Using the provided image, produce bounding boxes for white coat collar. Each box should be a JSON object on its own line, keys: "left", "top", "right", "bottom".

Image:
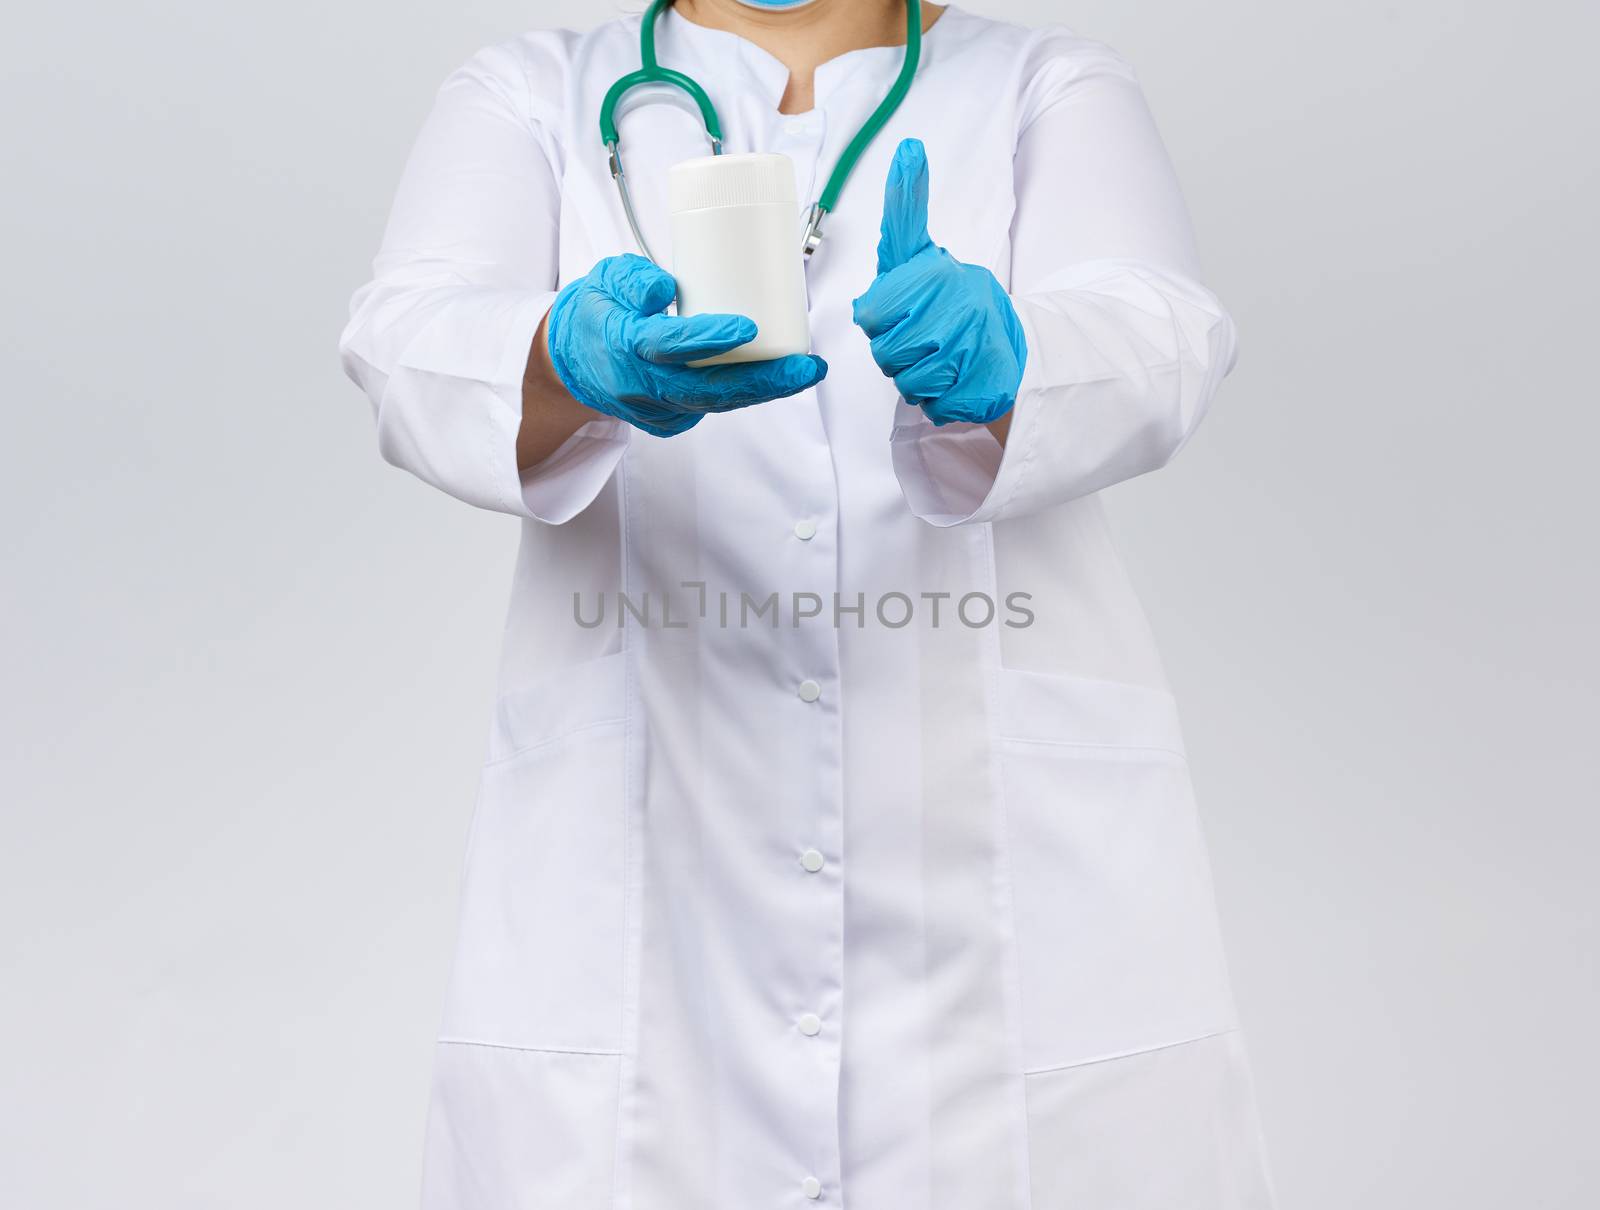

{"left": 654, "top": 4, "right": 960, "bottom": 112}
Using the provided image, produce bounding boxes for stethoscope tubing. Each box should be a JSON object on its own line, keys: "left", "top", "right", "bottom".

{"left": 601, "top": 0, "right": 922, "bottom": 263}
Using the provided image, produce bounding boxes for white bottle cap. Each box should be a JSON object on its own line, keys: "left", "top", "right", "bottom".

{"left": 667, "top": 152, "right": 798, "bottom": 214}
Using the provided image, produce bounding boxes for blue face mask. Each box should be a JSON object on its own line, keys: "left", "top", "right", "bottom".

{"left": 732, "top": 1, "right": 820, "bottom": 8}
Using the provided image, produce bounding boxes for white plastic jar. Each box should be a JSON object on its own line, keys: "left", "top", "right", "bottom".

{"left": 667, "top": 152, "right": 811, "bottom": 366}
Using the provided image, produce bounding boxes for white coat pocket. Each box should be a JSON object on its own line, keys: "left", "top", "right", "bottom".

{"left": 993, "top": 667, "right": 1238, "bottom": 1074}
{"left": 438, "top": 651, "right": 628, "bottom": 1055}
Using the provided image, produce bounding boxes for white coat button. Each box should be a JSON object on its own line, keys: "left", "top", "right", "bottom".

{"left": 801, "top": 1176, "right": 822, "bottom": 1199}
{"left": 793, "top": 519, "right": 817, "bottom": 541}
{"left": 797, "top": 1012, "right": 822, "bottom": 1036}
{"left": 798, "top": 679, "right": 821, "bottom": 702}
{"left": 800, "top": 848, "right": 825, "bottom": 873}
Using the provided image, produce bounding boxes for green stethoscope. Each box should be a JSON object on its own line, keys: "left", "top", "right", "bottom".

{"left": 600, "top": 0, "right": 922, "bottom": 264}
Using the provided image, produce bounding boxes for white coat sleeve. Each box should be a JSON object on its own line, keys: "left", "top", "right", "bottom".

{"left": 890, "top": 34, "right": 1237, "bottom": 527}
{"left": 339, "top": 42, "right": 627, "bottom": 522}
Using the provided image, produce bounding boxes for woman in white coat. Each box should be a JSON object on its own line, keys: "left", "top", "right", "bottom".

{"left": 340, "top": 1, "right": 1275, "bottom": 1206}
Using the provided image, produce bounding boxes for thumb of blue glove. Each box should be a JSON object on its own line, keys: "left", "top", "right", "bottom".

{"left": 852, "top": 139, "right": 1027, "bottom": 427}
{"left": 876, "top": 135, "right": 935, "bottom": 274}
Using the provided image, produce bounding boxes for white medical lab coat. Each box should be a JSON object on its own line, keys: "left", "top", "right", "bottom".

{"left": 340, "top": 7, "right": 1275, "bottom": 1208}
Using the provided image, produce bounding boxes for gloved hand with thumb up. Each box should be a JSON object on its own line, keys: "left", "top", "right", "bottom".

{"left": 851, "top": 138, "right": 1028, "bottom": 426}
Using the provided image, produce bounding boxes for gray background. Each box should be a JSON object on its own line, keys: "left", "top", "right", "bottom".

{"left": 2, "top": 1, "right": 1596, "bottom": 1206}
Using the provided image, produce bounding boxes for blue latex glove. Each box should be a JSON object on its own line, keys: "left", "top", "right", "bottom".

{"left": 547, "top": 253, "right": 828, "bottom": 438}
{"left": 852, "top": 139, "right": 1027, "bottom": 426}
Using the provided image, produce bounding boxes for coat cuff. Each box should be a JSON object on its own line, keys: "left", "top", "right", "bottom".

{"left": 352, "top": 286, "right": 625, "bottom": 523}
{"left": 888, "top": 395, "right": 1037, "bottom": 527}
{"left": 888, "top": 260, "right": 1236, "bottom": 527}
{"left": 517, "top": 417, "right": 628, "bottom": 523}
